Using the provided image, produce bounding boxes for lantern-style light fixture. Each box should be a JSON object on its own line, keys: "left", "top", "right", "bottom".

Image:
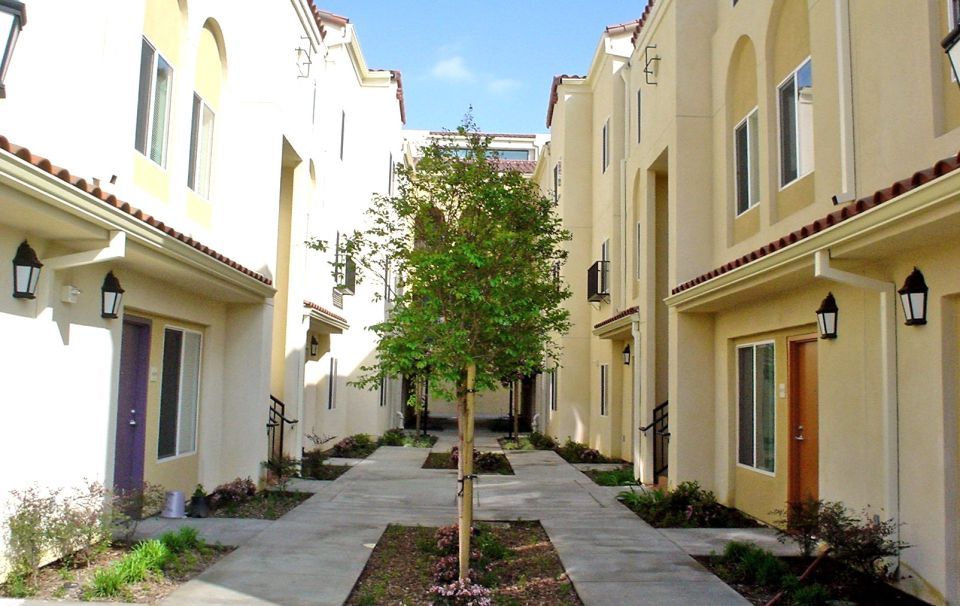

{"left": 100, "top": 271, "right": 124, "bottom": 319}
{"left": 943, "top": 24, "right": 960, "bottom": 89}
{"left": 12, "top": 239, "right": 41, "bottom": 298}
{"left": 622, "top": 344, "right": 631, "bottom": 365}
{"left": 0, "top": 0, "right": 26, "bottom": 99}
{"left": 898, "top": 267, "right": 928, "bottom": 326}
{"left": 310, "top": 335, "right": 319, "bottom": 357}
{"left": 816, "top": 292, "right": 838, "bottom": 340}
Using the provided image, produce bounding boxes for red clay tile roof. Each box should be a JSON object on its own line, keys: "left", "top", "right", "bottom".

{"left": 594, "top": 306, "right": 639, "bottom": 330}
{"left": 304, "top": 299, "right": 348, "bottom": 324}
{"left": 313, "top": 8, "right": 349, "bottom": 27}
{"left": 493, "top": 159, "right": 537, "bottom": 174}
{"left": 671, "top": 151, "right": 960, "bottom": 296}
{"left": 429, "top": 131, "right": 537, "bottom": 139}
{"left": 606, "top": 19, "right": 641, "bottom": 35}
{"left": 0, "top": 135, "right": 272, "bottom": 286}
{"left": 546, "top": 74, "right": 585, "bottom": 128}
{"left": 631, "top": 1, "right": 657, "bottom": 46}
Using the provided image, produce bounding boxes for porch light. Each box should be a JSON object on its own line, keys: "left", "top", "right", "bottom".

{"left": 100, "top": 271, "right": 124, "bottom": 319}
{"left": 12, "top": 239, "right": 41, "bottom": 298}
{"left": 622, "top": 344, "right": 631, "bottom": 365}
{"left": 310, "top": 336, "right": 319, "bottom": 357}
{"left": 898, "top": 267, "right": 928, "bottom": 326}
{"left": 0, "top": 0, "right": 26, "bottom": 98}
{"left": 816, "top": 292, "right": 838, "bottom": 340}
{"left": 943, "top": 25, "right": 960, "bottom": 89}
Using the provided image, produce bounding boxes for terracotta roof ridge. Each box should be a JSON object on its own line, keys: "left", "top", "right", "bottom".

{"left": 594, "top": 306, "right": 639, "bottom": 329}
{"left": 606, "top": 19, "right": 641, "bottom": 34}
{"left": 671, "top": 150, "right": 960, "bottom": 296}
{"left": 428, "top": 131, "right": 538, "bottom": 139}
{"left": 546, "top": 74, "right": 586, "bottom": 128}
{"left": 304, "top": 299, "right": 348, "bottom": 324}
{"left": 630, "top": 1, "right": 657, "bottom": 46}
{"left": 0, "top": 134, "right": 272, "bottom": 287}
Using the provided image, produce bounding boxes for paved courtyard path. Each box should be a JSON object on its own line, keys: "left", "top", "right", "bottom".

{"left": 153, "top": 430, "right": 747, "bottom": 606}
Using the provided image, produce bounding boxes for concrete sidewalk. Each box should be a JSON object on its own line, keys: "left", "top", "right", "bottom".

{"left": 154, "top": 432, "right": 747, "bottom": 605}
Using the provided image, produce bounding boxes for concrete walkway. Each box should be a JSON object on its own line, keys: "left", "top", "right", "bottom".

{"left": 151, "top": 432, "right": 747, "bottom": 606}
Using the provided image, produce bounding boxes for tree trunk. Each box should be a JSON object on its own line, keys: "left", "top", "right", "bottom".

{"left": 458, "top": 363, "right": 477, "bottom": 580}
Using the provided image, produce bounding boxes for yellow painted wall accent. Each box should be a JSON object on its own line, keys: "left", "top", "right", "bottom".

{"left": 270, "top": 166, "right": 293, "bottom": 399}
{"left": 733, "top": 205, "right": 759, "bottom": 244}
{"left": 186, "top": 190, "right": 212, "bottom": 227}
{"left": 776, "top": 172, "right": 814, "bottom": 220}
{"left": 142, "top": 0, "right": 183, "bottom": 67}
{"left": 729, "top": 37, "right": 758, "bottom": 122}
{"left": 938, "top": 1, "right": 960, "bottom": 133}
{"left": 139, "top": 312, "right": 204, "bottom": 495}
{"left": 195, "top": 25, "right": 223, "bottom": 110}
{"left": 770, "top": 0, "right": 809, "bottom": 84}
{"left": 133, "top": 152, "right": 170, "bottom": 202}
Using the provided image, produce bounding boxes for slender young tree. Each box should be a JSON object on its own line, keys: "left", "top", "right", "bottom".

{"left": 345, "top": 120, "right": 570, "bottom": 580}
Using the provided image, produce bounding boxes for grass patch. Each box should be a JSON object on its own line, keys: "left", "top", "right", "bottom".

{"left": 583, "top": 466, "right": 638, "bottom": 486}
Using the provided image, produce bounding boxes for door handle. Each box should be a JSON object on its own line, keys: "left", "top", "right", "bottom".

{"left": 129, "top": 420, "right": 137, "bottom": 426}
{"left": 794, "top": 434, "right": 804, "bottom": 441}
{"left": 794, "top": 424, "right": 804, "bottom": 441}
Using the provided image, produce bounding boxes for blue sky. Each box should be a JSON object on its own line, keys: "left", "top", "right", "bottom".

{"left": 316, "top": 2, "right": 649, "bottom": 134}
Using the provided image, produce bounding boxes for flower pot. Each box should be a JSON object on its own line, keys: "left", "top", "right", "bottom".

{"left": 189, "top": 495, "right": 210, "bottom": 518}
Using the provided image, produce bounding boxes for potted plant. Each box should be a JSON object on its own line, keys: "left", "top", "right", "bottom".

{"left": 188, "top": 484, "right": 209, "bottom": 518}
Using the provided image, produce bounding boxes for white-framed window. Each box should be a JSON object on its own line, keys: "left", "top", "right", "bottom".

{"left": 339, "top": 110, "right": 346, "bottom": 161}
{"left": 187, "top": 94, "right": 215, "bottom": 198}
{"left": 635, "top": 222, "right": 642, "bottom": 280}
{"left": 737, "top": 342, "right": 775, "bottom": 473}
{"left": 158, "top": 327, "right": 202, "bottom": 460}
{"left": 600, "top": 364, "right": 609, "bottom": 416}
{"left": 735, "top": 108, "right": 760, "bottom": 215}
{"left": 379, "top": 376, "right": 387, "bottom": 407}
{"left": 134, "top": 38, "right": 173, "bottom": 167}
{"left": 327, "top": 357, "right": 338, "bottom": 410}
{"left": 636, "top": 89, "right": 642, "bottom": 143}
{"left": 552, "top": 160, "right": 562, "bottom": 205}
{"left": 600, "top": 239, "right": 610, "bottom": 294}
{"left": 548, "top": 368, "right": 558, "bottom": 411}
{"left": 778, "top": 59, "right": 814, "bottom": 187}
{"left": 388, "top": 152, "right": 395, "bottom": 196}
{"left": 601, "top": 119, "right": 610, "bottom": 173}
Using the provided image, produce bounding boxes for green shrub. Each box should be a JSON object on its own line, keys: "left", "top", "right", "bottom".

{"left": 618, "top": 482, "right": 755, "bottom": 528}
{"left": 378, "top": 428, "right": 405, "bottom": 446}
{"left": 262, "top": 455, "right": 301, "bottom": 490}
{"left": 2, "top": 572, "right": 35, "bottom": 598}
{"left": 160, "top": 527, "right": 203, "bottom": 554}
{"left": 556, "top": 438, "right": 607, "bottom": 463}
{"left": 208, "top": 477, "right": 257, "bottom": 510}
{"left": 783, "top": 577, "right": 830, "bottom": 605}
{"left": 87, "top": 567, "right": 125, "bottom": 598}
{"left": 331, "top": 434, "right": 377, "bottom": 458}
{"left": 718, "top": 541, "right": 788, "bottom": 588}
{"left": 133, "top": 539, "right": 172, "bottom": 570}
{"left": 378, "top": 429, "right": 438, "bottom": 448}
{"left": 475, "top": 530, "right": 511, "bottom": 562}
{"left": 529, "top": 432, "right": 558, "bottom": 450}
{"left": 586, "top": 466, "right": 637, "bottom": 486}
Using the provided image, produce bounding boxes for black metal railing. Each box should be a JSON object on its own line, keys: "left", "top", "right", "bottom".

{"left": 640, "top": 400, "right": 669, "bottom": 483}
{"left": 586, "top": 260, "right": 609, "bottom": 302}
{"left": 267, "top": 395, "right": 299, "bottom": 461}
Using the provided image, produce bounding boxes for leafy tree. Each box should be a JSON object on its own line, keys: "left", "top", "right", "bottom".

{"left": 344, "top": 118, "right": 570, "bottom": 579}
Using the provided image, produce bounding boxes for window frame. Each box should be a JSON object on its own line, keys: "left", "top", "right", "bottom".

{"left": 635, "top": 222, "right": 642, "bottom": 280}
{"left": 552, "top": 160, "right": 562, "bottom": 205}
{"left": 736, "top": 341, "right": 776, "bottom": 475}
{"left": 599, "top": 364, "right": 609, "bottom": 416}
{"left": 777, "top": 58, "right": 814, "bottom": 189}
{"left": 600, "top": 239, "right": 610, "bottom": 295}
{"left": 327, "top": 356, "right": 338, "bottom": 410}
{"left": 636, "top": 88, "right": 642, "bottom": 143}
{"left": 734, "top": 107, "right": 760, "bottom": 216}
{"left": 548, "top": 368, "right": 558, "bottom": 412}
{"left": 157, "top": 326, "right": 202, "bottom": 462}
{"left": 187, "top": 93, "right": 215, "bottom": 199}
{"left": 339, "top": 110, "right": 346, "bottom": 161}
{"left": 601, "top": 118, "right": 610, "bottom": 173}
{"left": 134, "top": 37, "right": 174, "bottom": 168}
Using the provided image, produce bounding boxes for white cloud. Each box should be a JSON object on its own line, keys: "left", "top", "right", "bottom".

{"left": 487, "top": 78, "right": 522, "bottom": 95}
{"left": 430, "top": 56, "right": 474, "bottom": 82}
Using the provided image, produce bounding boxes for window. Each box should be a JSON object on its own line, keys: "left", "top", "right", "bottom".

{"left": 327, "top": 357, "right": 338, "bottom": 409}
{"left": 600, "top": 239, "right": 610, "bottom": 294}
{"left": 601, "top": 119, "right": 610, "bottom": 172}
{"left": 600, "top": 364, "right": 609, "bottom": 416}
{"left": 737, "top": 342, "right": 775, "bottom": 472}
{"left": 778, "top": 59, "right": 814, "bottom": 187}
{"left": 339, "top": 110, "right": 346, "bottom": 161}
{"left": 492, "top": 149, "right": 530, "bottom": 160}
{"left": 158, "top": 328, "right": 201, "bottom": 459}
{"left": 388, "top": 152, "right": 394, "bottom": 196}
{"left": 188, "top": 94, "right": 215, "bottom": 198}
{"left": 134, "top": 38, "right": 173, "bottom": 167}
{"left": 552, "top": 261, "right": 561, "bottom": 287}
{"left": 552, "top": 160, "right": 562, "bottom": 205}
{"left": 548, "top": 368, "right": 558, "bottom": 411}
{"left": 379, "top": 376, "right": 387, "bottom": 407}
{"left": 635, "top": 222, "right": 642, "bottom": 280}
{"left": 735, "top": 108, "right": 760, "bottom": 215}
{"left": 384, "top": 260, "right": 393, "bottom": 303}
{"left": 950, "top": 0, "right": 960, "bottom": 29}
{"left": 636, "top": 89, "right": 642, "bottom": 143}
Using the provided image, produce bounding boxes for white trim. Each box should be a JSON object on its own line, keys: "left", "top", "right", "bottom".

{"left": 136, "top": 37, "right": 174, "bottom": 169}
{"left": 736, "top": 462, "right": 777, "bottom": 478}
{"left": 777, "top": 57, "right": 814, "bottom": 190}
{"left": 188, "top": 92, "right": 215, "bottom": 199}
{"left": 734, "top": 107, "right": 760, "bottom": 217}
{"left": 735, "top": 340, "right": 776, "bottom": 474}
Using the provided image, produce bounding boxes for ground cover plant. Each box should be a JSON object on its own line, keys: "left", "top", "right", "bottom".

{"left": 345, "top": 521, "right": 582, "bottom": 606}
{"left": 617, "top": 481, "right": 761, "bottom": 528}
{"left": 206, "top": 477, "right": 310, "bottom": 520}
{"left": 555, "top": 438, "right": 617, "bottom": 464}
{"left": 378, "top": 427, "right": 439, "bottom": 448}
{"left": 329, "top": 433, "right": 379, "bottom": 458}
{"left": 301, "top": 449, "right": 352, "bottom": 481}
{"left": 498, "top": 432, "right": 558, "bottom": 451}
{"left": 423, "top": 449, "right": 515, "bottom": 475}
{"left": 583, "top": 466, "right": 638, "bottom": 487}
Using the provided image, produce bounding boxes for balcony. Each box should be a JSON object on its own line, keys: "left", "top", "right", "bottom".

{"left": 587, "top": 260, "right": 609, "bottom": 302}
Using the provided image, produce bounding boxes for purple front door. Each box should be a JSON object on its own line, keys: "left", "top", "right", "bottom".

{"left": 113, "top": 317, "right": 150, "bottom": 492}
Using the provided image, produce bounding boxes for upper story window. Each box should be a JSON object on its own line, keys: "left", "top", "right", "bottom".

{"left": 601, "top": 118, "right": 610, "bottom": 173}
{"left": 778, "top": 59, "right": 814, "bottom": 187}
{"left": 735, "top": 108, "right": 760, "bottom": 215}
{"left": 552, "top": 160, "right": 562, "bottom": 205}
{"left": 339, "top": 110, "right": 346, "bottom": 161}
{"left": 599, "top": 364, "right": 609, "bottom": 416}
{"left": 134, "top": 38, "right": 173, "bottom": 167}
{"left": 187, "top": 94, "right": 215, "bottom": 198}
{"left": 636, "top": 89, "right": 642, "bottom": 143}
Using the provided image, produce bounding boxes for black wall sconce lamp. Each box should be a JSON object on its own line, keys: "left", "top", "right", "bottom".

{"left": 622, "top": 344, "right": 631, "bottom": 365}
{"left": 12, "top": 239, "right": 41, "bottom": 298}
{"left": 100, "top": 271, "right": 124, "bottom": 319}
{"left": 310, "top": 335, "right": 319, "bottom": 357}
{"left": 816, "top": 292, "right": 838, "bottom": 339}
{"left": 898, "top": 267, "right": 928, "bottom": 326}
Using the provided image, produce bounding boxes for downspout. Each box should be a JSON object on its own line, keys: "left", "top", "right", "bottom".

{"left": 619, "top": 60, "right": 632, "bottom": 310}
{"left": 834, "top": 0, "right": 858, "bottom": 203}
{"left": 814, "top": 249, "right": 900, "bottom": 570}
{"left": 631, "top": 319, "right": 643, "bottom": 482}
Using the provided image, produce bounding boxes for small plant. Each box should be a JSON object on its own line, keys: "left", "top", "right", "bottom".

{"left": 529, "top": 431, "right": 558, "bottom": 450}
{"left": 722, "top": 541, "right": 789, "bottom": 587}
{"left": 428, "top": 578, "right": 493, "bottom": 606}
{"left": 87, "top": 567, "right": 126, "bottom": 598}
{"left": 585, "top": 466, "right": 637, "bottom": 486}
{"left": 618, "top": 481, "right": 758, "bottom": 528}
{"left": 555, "top": 438, "right": 607, "bottom": 463}
{"left": 435, "top": 524, "right": 460, "bottom": 555}
{"left": 207, "top": 477, "right": 257, "bottom": 510}
{"left": 378, "top": 428, "right": 438, "bottom": 448}
{"left": 378, "top": 428, "right": 406, "bottom": 446}
{"left": 160, "top": 526, "right": 203, "bottom": 554}
{"left": 262, "top": 455, "right": 301, "bottom": 490}
{"left": 331, "top": 433, "right": 378, "bottom": 458}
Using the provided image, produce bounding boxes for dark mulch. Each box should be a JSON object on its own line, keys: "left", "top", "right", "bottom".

{"left": 696, "top": 554, "right": 931, "bottom": 605}
{"left": 1, "top": 543, "right": 232, "bottom": 603}
{"left": 422, "top": 451, "right": 515, "bottom": 475}
{"left": 301, "top": 450, "right": 352, "bottom": 481}
{"left": 345, "top": 521, "right": 582, "bottom": 606}
{"left": 209, "top": 490, "right": 311, "bottom": 520}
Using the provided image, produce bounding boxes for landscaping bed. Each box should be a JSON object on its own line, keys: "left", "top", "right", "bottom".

{"left": 497, "top": 432, "right": 557, "bottom": 452}
{"left": 208, "top": 490, "right": 310, "bottom": 520}
{"left": 696, "top": 541, "right": 929, "bottom": 605}
{"left": 423, "top": 449, "right": 514, "bottom": 475}
{"left": 582, "top": 466, "right": 639, "bottom": 487}
{"left": 1, "top": 527, "right": 231, "bottom": 602}
{"left": 345, "top": 521, "right": 582, "bottom": 606}
{"left": 379, "top": 428, "right": 439, "bottom": 448}
{"left": 301, "top": 449, "right": 352, "bottom": 481}
{"left": 617, "top": 482, "right": 761, "bottom": 528}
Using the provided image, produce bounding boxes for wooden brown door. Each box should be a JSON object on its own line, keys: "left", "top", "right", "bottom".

{"left": 789, "top": 337, "right": 819, "bottom": 503}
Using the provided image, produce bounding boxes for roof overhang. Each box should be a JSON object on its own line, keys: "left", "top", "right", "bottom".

{"left": 304, "top": 300, "right": 349, "bottom": 333}
{"left": 593, "top": 306, "right": 639, "bottom": 339}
